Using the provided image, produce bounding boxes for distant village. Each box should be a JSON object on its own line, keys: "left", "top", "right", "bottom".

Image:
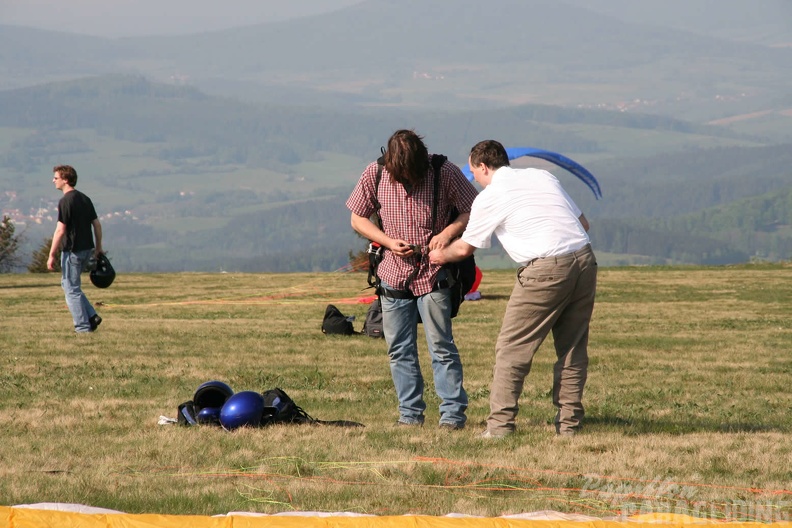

{"left": 2, "top": 190, "right": 138, "bottom": 231}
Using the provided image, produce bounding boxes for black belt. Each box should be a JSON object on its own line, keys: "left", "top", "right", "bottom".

{"left": 378, "top": 279, "right": 448, "bottom": 300}
{"left": 379, "top": 287, "right": 415, "bottom": 300}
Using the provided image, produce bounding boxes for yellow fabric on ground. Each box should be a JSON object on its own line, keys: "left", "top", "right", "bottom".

{"left": 3, "top": 507, "right": 790, "bottom": 528}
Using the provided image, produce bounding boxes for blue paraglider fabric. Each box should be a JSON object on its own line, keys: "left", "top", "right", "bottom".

{"left": 461, "top": 147, "right": 602, "bottom": 199}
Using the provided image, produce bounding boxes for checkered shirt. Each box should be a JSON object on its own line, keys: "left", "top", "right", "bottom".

{"left": 346, "top": 156, "right": 478, "bottom": 296}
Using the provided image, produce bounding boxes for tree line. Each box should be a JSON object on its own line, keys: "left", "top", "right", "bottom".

{"left": 0, "top": 215, "right": 57, "bottom": 273}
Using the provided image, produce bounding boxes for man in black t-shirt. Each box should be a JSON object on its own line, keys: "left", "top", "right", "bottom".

{"left": 48, "top": 165, "right": 104, "bottom": 333}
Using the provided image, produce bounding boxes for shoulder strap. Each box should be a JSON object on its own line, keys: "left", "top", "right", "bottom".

{"left": 431, "top": 153, "right": 447, "bottom": 174}
{"left": 404, "top": 154, "right": 447, "bottom": 290}
{"left": 430, "top": 154, "right": 447, "bottom": 235}
{"left": 374, "top": 146, "right": 386, "bottom": 222}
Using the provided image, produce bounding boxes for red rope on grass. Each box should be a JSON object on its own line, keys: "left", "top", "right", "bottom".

{"left": 415, "top": 457, "right": 792, "bottom": 497}
{"left": 125, "top": 457, "right": 791, "bottom": 521}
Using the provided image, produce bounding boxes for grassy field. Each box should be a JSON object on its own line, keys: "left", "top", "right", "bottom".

{"left": 1, "top": 264, "right": 791, "bottom": 520}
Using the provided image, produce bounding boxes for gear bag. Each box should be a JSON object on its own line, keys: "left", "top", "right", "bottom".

{"left": 445, "top": 255, "right": 477, "bottom": 318}
{"left": 260, "top": 387, "right": 364, "bottom": 428}
{"left": 260, "top": 387, "right": 315, "bottom": 425}
{"left": 321, "top": 304, "right": 355, "bottom": 335}
{"left": 362, "top": 297, "right": 384, "bottom": 338}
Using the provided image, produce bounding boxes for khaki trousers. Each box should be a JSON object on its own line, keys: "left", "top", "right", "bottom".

{"left": 487, "top": 244, "right": 597, "bottom": 435}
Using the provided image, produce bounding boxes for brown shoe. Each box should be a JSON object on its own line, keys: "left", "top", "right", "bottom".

{"left": 439, "top": 422, "right": 465, "bottom": 431}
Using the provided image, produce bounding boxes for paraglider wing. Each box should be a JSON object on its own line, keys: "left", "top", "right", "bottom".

{"left": 461, "top": 147, "right": 602, "bottom": 199}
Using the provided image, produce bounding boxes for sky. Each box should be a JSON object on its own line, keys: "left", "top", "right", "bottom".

{"left": 0, "top": 0, "right": 364, "bottom": 37}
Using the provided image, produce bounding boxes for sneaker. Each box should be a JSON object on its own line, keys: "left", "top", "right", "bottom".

{"left": 396, "top": 419, "right": 424, "bottom": 427}
{"left": 439, "top": 422, "right": 465, "bottom": 431}
{"left": 480, "top": 429, "right": 511, "bottom": 439}
{"left": 89, "top": 314, "right": 102, "bottom": 332}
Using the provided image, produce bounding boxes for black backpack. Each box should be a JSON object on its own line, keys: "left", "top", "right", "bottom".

{"left": 445, "top": 255, "right": 477, "bottom": 318}
{"left": 261, "top": 388, "right": 365, "bottom": 428}
{"left": 321, "top": 304, "right": 355, "bottom": 335}
{"left": 369, "top": 152, "right": 476, "bottom": 318}
{"left": 260, "top": 387, "right": 315, "bottom": 425}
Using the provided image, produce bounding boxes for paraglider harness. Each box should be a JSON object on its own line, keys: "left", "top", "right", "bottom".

{"left": 367, "top": 151, "right": 476, "bottom": 318}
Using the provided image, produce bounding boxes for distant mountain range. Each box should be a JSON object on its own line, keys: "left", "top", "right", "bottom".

{"left": 3, "top": 0, "right": 791, "bottom": 116}
{"left": 1, "top": 0, "right": 790, "bottom": 271}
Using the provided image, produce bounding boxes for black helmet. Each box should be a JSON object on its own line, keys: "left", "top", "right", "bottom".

{"left": 90, "top": 253, "right": 116, "bottom": 288}
{"left": 193, "top": 380, "right": 234, "bottom": 412}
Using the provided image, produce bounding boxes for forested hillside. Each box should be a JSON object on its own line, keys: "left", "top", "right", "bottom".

{"left": 578, "top": 144, "right": 792, "bottom": 218}
{"left": 3, "top": 75, "right": 759, "bottom": 171}
{"left": 1, "top": 76, "right": 789, "bottom": 271}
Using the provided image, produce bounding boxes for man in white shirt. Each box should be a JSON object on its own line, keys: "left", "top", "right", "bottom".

{"left": 429, "top": 140, "right": 597, "bottom": 438}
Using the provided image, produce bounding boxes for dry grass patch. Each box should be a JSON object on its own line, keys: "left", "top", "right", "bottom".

{"left": 1, "top": 265, "right": 791, "bottom": 518}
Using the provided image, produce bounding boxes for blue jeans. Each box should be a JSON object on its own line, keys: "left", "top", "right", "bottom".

{"left": 380, "top": 277, "right": 468, "bottom": 426}
{"left": 61, "top": 249, "right": 97, "bottom": 333}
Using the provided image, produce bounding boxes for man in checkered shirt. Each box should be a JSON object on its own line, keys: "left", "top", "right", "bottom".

{"left": 346, "top": 129, "right": 478, "bottom": 430}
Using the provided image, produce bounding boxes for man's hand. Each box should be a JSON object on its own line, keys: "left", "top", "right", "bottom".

{"left": 391, "top": 240, "right": 419, "bottom": 258}
{"left": 49, "top": 221, "right": 66, "bottom": 271}
{"left": 427, "top": 232, "right": 454, "bottom": 251}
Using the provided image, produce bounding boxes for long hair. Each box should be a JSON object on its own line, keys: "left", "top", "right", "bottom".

{"left": 383, "top": 129, "right": 430, "bottom": 186}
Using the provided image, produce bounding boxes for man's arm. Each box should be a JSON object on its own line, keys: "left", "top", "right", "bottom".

{"left": 430, "top": 212, "right": 470, "bottom": 251}
{"left": 92, "top": 218, "right": 103, "bottom": 256}
{"left": 47, "top": 221, "right": 66, "bottom": 270}
{"left": 428, "top": 238, "right": 476, "bottom": 266}
{"left": 350, "top": 213, "right": 413, "bottom": 257}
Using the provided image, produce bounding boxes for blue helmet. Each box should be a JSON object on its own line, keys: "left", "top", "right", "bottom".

{"left": 193, "top": 380, "right": 234, "bottom": 412}
{"left": 220, "top": 391, "right": 265, "bottom": 430}
{"left": 196, "top": 406, "right": 222, "bottom": 425}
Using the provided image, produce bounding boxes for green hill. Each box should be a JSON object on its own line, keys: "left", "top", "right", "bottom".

{"left": 1, "top": 75, "right": 790, "bottom": 271}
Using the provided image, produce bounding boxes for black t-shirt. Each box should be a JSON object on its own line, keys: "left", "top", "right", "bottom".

{"left": 57, "top": 190, "right": 98, "bottom": 252}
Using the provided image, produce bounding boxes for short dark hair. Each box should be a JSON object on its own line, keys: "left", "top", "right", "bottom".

{"left": 469, "top": 140, "right": 510, "bottom": 170}
{"left": 53, "top": 165, "right": 78, "bottom": 186}
{"left": 384, "top": 129, "right": 430, "bottom": 186}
